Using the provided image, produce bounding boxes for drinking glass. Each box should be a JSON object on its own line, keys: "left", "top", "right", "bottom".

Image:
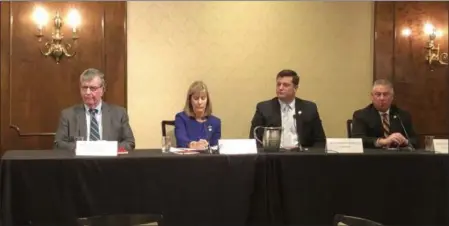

{"left": 162, "top": 136, "right": 172, "bottom": 153}
{"left": 425, "top": 135, "right": 435, "bottom": 151}
{"left": 73, "top": 137, "right": 85, "bottom": 152}
{"left": 74, "top": 136, "right": 85, "bottom": 141}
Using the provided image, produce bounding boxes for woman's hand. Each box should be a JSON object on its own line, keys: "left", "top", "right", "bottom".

{"left": 198, "top": 139, "right": 209, "bottom": 148}
{"left": 189, "top": 140, "right": 209, "bottom": 149}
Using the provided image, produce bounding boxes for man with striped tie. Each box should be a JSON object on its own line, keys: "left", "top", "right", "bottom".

{"left": 351, "top": 79, "right": 417, "bottom": 149}
{"left": 54, "top": 68, "right": 135, "bottom": 151}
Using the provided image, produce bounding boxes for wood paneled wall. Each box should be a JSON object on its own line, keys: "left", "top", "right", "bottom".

{"left": 374, "top": 1, "right": 449, "bottom": 148}
{"left": 0, "top": 2, "right": 127, "bottom": 153}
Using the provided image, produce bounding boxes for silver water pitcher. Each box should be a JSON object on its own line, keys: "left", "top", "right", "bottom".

{"left": 253, "top": 126, "right": 283, "bottom": 150}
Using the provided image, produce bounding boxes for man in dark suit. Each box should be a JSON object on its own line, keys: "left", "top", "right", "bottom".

{"left": 54, "top": 68, "right": 135, "bottom": 151}
{"left": 351, "top": 79, "right": 417, "bottom": 149}
{"left": 249, "top": 69, "right": 326, "bottom": 149}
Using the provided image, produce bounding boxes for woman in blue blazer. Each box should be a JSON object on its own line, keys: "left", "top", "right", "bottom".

{"left": 175, "top": 81, "right": 221, "bottom": 149}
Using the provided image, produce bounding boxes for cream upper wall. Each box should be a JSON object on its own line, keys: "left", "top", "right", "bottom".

{"left": 127, "top": 1, "right": 373, "bottom": 149}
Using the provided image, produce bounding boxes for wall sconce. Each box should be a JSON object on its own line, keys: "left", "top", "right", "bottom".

{"left": 402, "top": 23, "right": 448, "bottom": 69}
{"left": 32, "top": 7, "right": 81, "bottom": 64}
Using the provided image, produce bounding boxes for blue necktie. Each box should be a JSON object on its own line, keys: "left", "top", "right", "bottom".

{"left": 89, "top": 109, "right": 100, "bottom": 141}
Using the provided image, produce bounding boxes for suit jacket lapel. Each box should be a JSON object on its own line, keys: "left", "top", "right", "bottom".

{"left": 101, "top": 103, "right": 112, "bottom": 140}
{"left": 369, "top": 104, "right": 384, "bottom": 136}
{"left": 388, "top": 105, "right": 400, "bottom": 133}
{"left": 76, "top": 105, "right": 87, "bottom": 139}
{"left": 271, "top": 98, "right": 282, "bottom": 127}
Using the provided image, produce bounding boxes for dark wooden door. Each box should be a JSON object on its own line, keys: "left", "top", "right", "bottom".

{"left": 374, "top": 1, "right": 449, "bottom": 148}
{"left": 0, "top": 2, "right": 127, "bottom": 153}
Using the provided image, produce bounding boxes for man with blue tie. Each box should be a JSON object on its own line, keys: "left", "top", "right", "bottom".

{"left": 54, "top": 68, "right": 135, "bottom": 151}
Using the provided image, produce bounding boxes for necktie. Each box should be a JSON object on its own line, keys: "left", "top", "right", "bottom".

{"left": 282, "top": 105, "right": 294, "bottom": 147}
{"left": 89, "top": 109, "right": 100, "bottom": 141}
{"left": 381, "top": 113, "right": 390, "bottom": 138}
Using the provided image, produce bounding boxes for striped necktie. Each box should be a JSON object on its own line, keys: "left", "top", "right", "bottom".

{"left": 381, "top": 112, "right": 390, "bottom": 138}
{"left": 89, "top": 109, "right": 100, "bottom": 141}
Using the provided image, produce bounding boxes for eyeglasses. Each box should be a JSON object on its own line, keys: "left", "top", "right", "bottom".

{"left": 373, "top": 92, "right": 391, "bottom": 98}
{"left": 81, "top": 85, "right": 102, "bottom": 92}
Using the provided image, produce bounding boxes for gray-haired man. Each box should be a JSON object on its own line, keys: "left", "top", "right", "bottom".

{"left": 351, "top": 79, "right": 417, "bottom": 149}
{"left": 54, "top": 68, "right": 135, "bottom": 151}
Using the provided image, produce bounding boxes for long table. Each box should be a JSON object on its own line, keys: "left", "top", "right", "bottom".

{"left": 1, "top": 149, "right": 448, "bottom": 226}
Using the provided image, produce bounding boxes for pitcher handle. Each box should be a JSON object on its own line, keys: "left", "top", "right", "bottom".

{"left": 253, "top": 126, "right": 263, "bottom": 145}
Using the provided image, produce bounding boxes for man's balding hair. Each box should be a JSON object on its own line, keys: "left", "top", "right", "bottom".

{"left": 372, "top": 79, "right": 394, "bottom": 94}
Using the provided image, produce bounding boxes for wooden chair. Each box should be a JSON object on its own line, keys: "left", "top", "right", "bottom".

{"left": 161, "top": 120, "right": 175, "bottom": 137}
{"left": 346, "top": 119, "right": 353, "bottom": 138}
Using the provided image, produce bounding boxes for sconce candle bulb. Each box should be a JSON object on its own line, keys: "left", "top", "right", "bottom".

{"left": 401, "top": 28, "right": 412, "bottom": 37}
{"left": 424, "top": 23, "right": 435, "bottom": 35}
{"left": 32, "top": 6, "right": 48, "bottom": 41}
{"left": 67, "top": 8, "right": 81, "bottom": 40}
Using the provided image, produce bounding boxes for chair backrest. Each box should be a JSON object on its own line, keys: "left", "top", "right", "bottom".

{"left": 334, "top": 214, "right": 383, "bottom": 226}
{"left": 161, "top": 120, "right": 175, "bottom": 137}
{"left": 346, "top": 119, "right": 353, "bottom": 138}
{"left": 77, "top": 214, "right": 163, "bottom": 226}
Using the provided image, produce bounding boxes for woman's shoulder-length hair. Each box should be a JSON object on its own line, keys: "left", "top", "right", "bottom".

{"left": 183, "top": 81, "right": 213, "bottom": 117}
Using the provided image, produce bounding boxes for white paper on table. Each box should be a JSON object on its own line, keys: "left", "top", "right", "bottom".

{"left": 169, "top": 147, "right": 204, "bottom": 154}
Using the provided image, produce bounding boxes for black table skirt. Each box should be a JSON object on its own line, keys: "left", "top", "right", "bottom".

{"left": 1, "top": 149, "right": 449, "bottom": 226}
{"left": 250, "top": 154, "right": 449, "bottom": 225}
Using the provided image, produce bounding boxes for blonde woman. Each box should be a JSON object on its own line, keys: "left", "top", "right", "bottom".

{"left": 174, "top": 81, "right": 221, "bottom": 149}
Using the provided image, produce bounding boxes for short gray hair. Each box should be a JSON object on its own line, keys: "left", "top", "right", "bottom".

{"left": 372, "top": 79, "right": 394, "bottom": 94}
{"left": 80, "top": 68, "right": 105, "bottom": 87}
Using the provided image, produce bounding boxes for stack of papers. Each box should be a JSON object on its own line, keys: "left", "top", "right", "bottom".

{"left": 169, "top": 147, "right": 203, "bottom": 155}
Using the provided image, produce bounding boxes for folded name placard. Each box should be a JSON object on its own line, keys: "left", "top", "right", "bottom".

{"left": 325, "top": 138, "right": 363, "bottom": 153}
{"left": 76, "top": 141, "right": 118, "bottom": 156}
{"left": 433, "top": 139, "right": 449, "bottom": 154}
{"left": 218, "top": 139, "right": 257, "bottom": 155}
